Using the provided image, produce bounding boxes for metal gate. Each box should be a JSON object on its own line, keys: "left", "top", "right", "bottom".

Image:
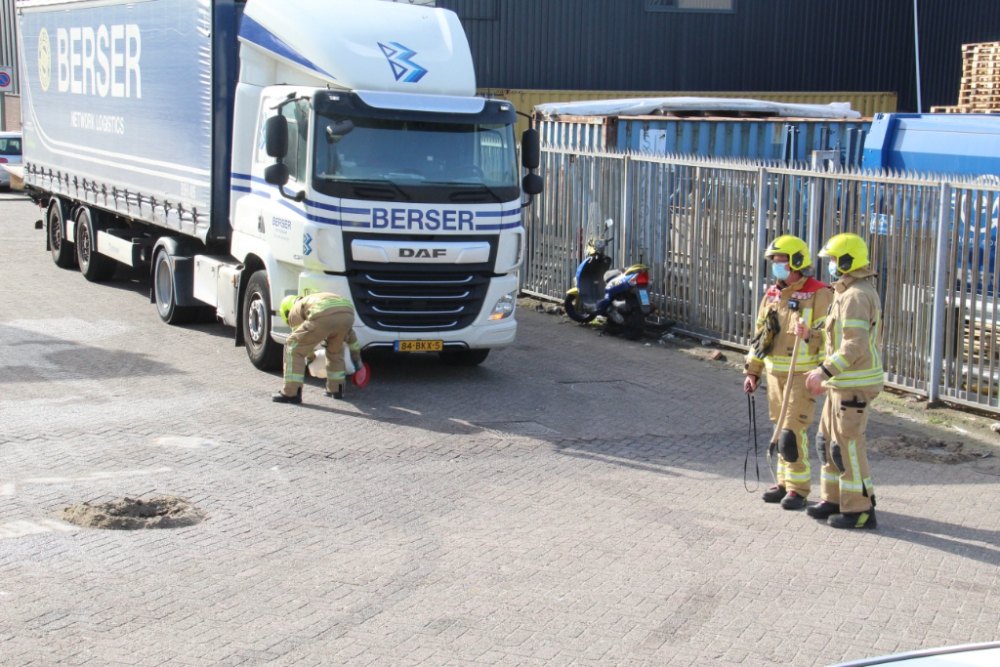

{"left": 522, "top": 148, "right": 1000, "bottom": 413}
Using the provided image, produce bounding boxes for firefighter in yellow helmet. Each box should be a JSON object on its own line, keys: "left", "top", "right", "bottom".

{"left": 272, "top": 293, "right": 362, "bottom": 404}
{"left": 744, "top": 235, "right": 834, "bottom": 510}
{"left": 800, "top": 233, "right": 883, "bottom": 529}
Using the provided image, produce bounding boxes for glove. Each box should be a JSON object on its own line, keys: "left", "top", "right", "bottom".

{"left": 353, "top": 359, "right": 364, "bottom": 374}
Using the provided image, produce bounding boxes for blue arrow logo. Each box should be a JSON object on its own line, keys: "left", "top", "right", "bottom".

{"left": 303, "top": 233, "right": 313, "bottom": 256}
{"left": 378, "top": 42, "right": 428, "bottom": 83}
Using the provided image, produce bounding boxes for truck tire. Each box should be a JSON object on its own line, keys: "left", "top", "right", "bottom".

{"left": 242, "top": 270, "right": 283, "bottom": 371}
{"left": 47, "top": 200, "right": 76, "bottom": 269}
{"left": 75, "top": 208, "right": 117, "bottom": 282}
{"left": 153, "top": 248, "right": 198, "bottom": 325}
{"left": 439, "top": 348, "right": 490, "bottom": 366}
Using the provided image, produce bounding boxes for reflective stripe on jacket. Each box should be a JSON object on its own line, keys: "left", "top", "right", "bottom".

{"left": 745, "top": 276, "right": 834, "bottom": 377}
{"left": 821, "top": 267, "right": 884, "bottom": 390}
{"left": 288, "top": 292, "right": 354, "bottom": 328}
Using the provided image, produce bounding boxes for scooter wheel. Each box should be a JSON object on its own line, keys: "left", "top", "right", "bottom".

{"left": 621, "top": 298, "right": 647, "bottom": 340}
{"left": 564, "top": 294, "right": 597, "bottom": 323}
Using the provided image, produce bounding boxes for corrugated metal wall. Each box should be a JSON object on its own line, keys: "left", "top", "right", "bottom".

{"left": 1, "top": 0, "right": 18, "bottom": 95}
{"left": 441, "top": 0, "right": 1000, "bottom": 112}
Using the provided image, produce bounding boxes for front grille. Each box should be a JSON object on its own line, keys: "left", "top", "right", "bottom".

{"left": 349, "top": 269, "right": 490, "bottom": 331}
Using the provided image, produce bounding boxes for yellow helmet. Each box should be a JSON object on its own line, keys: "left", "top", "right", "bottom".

{"left": 820, "top": 233, "right": 869, "bottom": 274}
{"left": 764, "top": 235, "right": 811, "bottom": 271}
{"left": 280, "top": 295, "right": 300, "bottom": 325}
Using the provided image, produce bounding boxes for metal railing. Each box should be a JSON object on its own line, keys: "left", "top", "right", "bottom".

{"left": 522, "top": 148, "right": 1000, "bottom": 413}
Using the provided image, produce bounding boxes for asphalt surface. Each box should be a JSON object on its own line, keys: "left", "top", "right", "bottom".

{"left": 2, "top": 194, "right": 1000, "bottom": 667}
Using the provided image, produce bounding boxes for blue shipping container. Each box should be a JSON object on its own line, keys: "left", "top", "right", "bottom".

{"left": 863, "top": 113, "right": 1000, "bottom": 176}
{"left": 539, "top": 116, "right": 871, "bottom": 164}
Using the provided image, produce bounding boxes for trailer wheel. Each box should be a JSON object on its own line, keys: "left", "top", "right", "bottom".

{"left": 153, "top": 248, "right": 198, "bottom": 325}
{"left": 47, "top": 201, "right": 76, "bottom": 269}
{"left": 75, "top": 208, "right": 117, "bottom": 282}
{"left": 242, "top": 270, "right": 283, "bottom": 371}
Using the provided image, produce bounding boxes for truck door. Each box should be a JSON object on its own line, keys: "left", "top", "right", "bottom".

{"left": 254, "top": 99, "right": 312, "bottom": 266}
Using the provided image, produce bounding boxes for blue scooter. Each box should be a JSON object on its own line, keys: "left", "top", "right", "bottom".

{"left": 564, "top": 219, "right": 653, "bottom": 340}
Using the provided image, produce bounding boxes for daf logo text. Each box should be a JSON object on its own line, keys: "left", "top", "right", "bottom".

{"left": 400, "top": 248, "right": 447, "bottom": 258}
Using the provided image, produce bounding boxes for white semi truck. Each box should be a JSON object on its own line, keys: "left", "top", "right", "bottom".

{"left": 15, "top": 0, "right": 542, "bottom": 369}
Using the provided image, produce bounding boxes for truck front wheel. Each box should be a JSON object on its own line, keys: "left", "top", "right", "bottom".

{"left": 47, "top": 201, "right": 76, "bottom": 269}
{"left": 153, "top": 248, "right": 198, "bottom": 325}
{"left": 75, "top": 208, "right": 117, "bottom": 282}
{"left": 242, "top": 270, "right": 283, "bottom": 371}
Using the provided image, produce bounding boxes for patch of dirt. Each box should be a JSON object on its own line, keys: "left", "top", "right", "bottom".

{"left": 869, "top": 434, "right": 988, "bottom": 464}
{"left": 62, "top": 496, "right": 207, "bottom": 530}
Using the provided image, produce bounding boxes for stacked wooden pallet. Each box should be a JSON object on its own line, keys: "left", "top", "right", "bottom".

{"left": 931, "top": 42, "right": 1000, "bottom": 114}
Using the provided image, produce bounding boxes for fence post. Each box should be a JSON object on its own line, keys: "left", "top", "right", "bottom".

{"left": 754, "top": 168, "right": 768, "bottom": 301}
{"left": 928, "top": 182, "right": 952, "bottom": 405}
{"left": 621, "top": 155, "right": 631, "bottom": 269}
{"left": 690, "top": 166, "right": 703, "bottom": 326}
{"left": 806, "top": 175, "right": 821, "bottom": 260}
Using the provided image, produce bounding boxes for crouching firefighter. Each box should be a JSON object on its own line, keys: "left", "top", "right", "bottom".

{"left": 801, "top": 233, "right": 883, "bottom": 529}
{"left": 744, "top": 235, "right": 834, "bottom": 510}
{"left": 273, "top": 293, "right": 363, "bottom": 405}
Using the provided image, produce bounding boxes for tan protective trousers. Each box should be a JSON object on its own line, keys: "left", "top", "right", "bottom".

{"left": 766, "top": 372, "right": 817, "bottom": 496}
{"left": 817, "top": 386, "right": 881, "bottom": 513}
{"left": 281, "top": 310, "right": 355, "bottom": 396}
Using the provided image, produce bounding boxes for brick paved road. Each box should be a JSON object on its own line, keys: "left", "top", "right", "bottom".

{"left": 2, "top": 196, "right": 1000, "bottom": 667}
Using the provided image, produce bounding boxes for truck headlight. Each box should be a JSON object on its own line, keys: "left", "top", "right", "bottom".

{"left": 489, "top": 292, "right": 516, "bottom": 320}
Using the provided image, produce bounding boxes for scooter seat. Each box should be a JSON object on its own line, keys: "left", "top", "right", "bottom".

{"left": 604, "top": 269, "right": 622, "bottom": 282}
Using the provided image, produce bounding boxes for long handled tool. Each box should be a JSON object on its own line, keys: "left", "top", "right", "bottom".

{"left": 768, "top": 313, "right": 801, "bottom": 484}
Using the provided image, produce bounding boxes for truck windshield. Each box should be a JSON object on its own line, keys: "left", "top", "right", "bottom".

{"left": 312, "top": 115, "right": 520, "bottom": 204}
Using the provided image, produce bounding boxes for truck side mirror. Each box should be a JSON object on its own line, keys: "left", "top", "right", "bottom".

{"left": 521, "top": 128, "right": 540, "bottom": 169}
{"left": 522, "top": 173, "right": 543, "bottom": 196}
{"left": 265, "top": 115, "right": 289, "bottom": 158}
{"left": 264, "top": 163, "right": 289, "bottom": 187}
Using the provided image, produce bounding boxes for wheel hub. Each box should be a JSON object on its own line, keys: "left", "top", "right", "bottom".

{"left": 248, "top": 295, "right": 266, "bottom": 345}
{"left": 155, "top": 257, "right": 172, "bottom": 311}
{"left": 50, "top": 215, "right": 61, "bottom": 249}
{"left": 78, "top": 223, "right": 90, "bottom": 264}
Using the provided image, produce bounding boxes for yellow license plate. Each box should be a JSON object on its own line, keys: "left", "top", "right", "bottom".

{"left": 395, "top": 340, "right": 444, "bottom": 352}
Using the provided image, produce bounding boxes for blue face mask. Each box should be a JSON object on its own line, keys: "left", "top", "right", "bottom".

{"left": 828, "top": 260, "right": 840, "bottom": 278}
{"left": 772, "top": 262, "right": 790, "bottom": 281}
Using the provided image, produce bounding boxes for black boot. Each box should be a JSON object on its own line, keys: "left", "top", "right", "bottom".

{"left": 324, "top": 384, "right": 345, "bottom": 400}
{"left": 806, "top": 500, "right": 840, "bottom": 519}
{"left": 828, "top": 509, "right": 877, "bottom": 529}
{"left": 272, "top": 388, "right": 302, "bottom": 404}
{"left": 780, "top": 491, "right": 806, "bottom": 510}
{"left": 762, "top": 485, "right": 786, "bottom": 503}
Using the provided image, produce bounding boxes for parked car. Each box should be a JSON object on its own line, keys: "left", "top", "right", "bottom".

{"left": 830, "top": 642, "right": 1000, "bottom": 666}
{"left": 0, "top": 131, "right": 22, "bottom": 189}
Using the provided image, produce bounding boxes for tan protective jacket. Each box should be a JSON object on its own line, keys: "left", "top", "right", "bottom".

{"left": 820, "top": 267, "right": 884, "bottom": 390}
{"left": 745, "top": 276, "right": 835, "bottom": 377}
{"left": 288, "top": 293, "right": 361, "bottom": 362}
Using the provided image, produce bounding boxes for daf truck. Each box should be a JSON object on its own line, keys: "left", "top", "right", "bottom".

{"left": 15, "top": 0, "right": 542, "bottom": 369}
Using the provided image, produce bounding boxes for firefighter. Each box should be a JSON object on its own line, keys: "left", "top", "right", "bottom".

{"left": 272, "top": 293, "right": 363, "bottom": 404}
{"left": 800, "top": 233, "right": 883, "bottom": 529}
{"left": 744, "top": 235, "right": 834, "bottom": 510}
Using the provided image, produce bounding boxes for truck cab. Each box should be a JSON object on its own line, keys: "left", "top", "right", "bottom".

{"left": 228, "top": 0, "right": 538, "bottom": 367}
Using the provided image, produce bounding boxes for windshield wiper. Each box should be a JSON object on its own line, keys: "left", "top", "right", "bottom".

{"left": 447, "top": 182, "right": 505, "bottom": 203}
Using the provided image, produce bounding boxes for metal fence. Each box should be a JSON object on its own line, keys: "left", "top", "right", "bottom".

{"left": 521, "top": 148, "right": 1000, "bottom": 413}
